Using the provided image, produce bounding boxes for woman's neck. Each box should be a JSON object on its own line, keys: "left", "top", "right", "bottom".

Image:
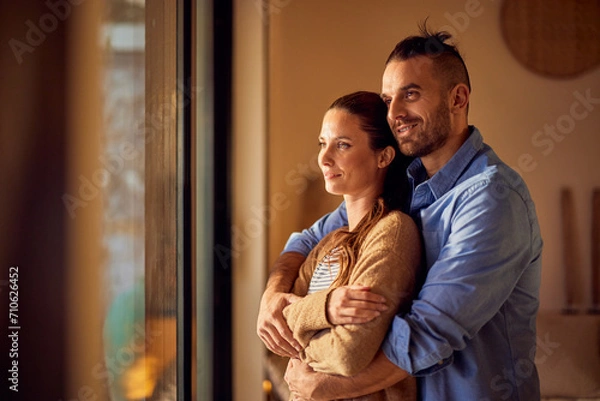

{"left": 344, "top": 195, "right": 378, "bottom": 231}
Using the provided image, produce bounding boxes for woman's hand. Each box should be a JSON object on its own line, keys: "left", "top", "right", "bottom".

{"left": 327, "top": 285, "right": 388, "bottom": 325}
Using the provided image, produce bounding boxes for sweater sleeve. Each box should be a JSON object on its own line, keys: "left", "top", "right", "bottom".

{"left": 282, "top": 231, "right": 340, "bottom": 338}
{"left": 285, "top": 212, "right": 422, "bottom": 377}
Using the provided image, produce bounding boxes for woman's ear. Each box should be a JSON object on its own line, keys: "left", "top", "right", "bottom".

{"left": 378, "top": 146, "right": 395, "bottom": 168}
{"left": 450, "top": 83, "right": 469, "bottom": 114}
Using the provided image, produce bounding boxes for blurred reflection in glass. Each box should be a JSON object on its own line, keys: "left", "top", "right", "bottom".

{"left": 100, "top": 1, "right": 160, "bottom": 400}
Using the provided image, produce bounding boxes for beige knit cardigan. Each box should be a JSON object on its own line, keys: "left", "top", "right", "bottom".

{"left": 283, "top": 210, "right": 422, "bottom": 401}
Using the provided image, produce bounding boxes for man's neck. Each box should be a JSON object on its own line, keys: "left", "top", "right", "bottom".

{"left": 421, "top": 125, "right": 470, "bottom": 177}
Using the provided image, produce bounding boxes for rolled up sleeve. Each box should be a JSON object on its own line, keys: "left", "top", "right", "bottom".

{"left": 383, "top": 180, "right": 536, "bottom": 375}
{"left": 283, "top": 202, "right": 347, "bottom": 256}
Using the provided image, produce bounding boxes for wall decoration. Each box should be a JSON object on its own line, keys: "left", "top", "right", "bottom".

{"left": 501, "top": 0, "right": 600, "bottom": 78}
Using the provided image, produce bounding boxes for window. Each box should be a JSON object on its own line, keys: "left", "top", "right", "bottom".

{"left": 100, "top": 1, "right": 231, "bottom": 399}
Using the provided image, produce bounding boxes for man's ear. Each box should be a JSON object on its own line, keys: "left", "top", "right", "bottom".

{"left": 378, "top": 146, "right": 396, "bottom": 168}
{"left": 449, "top": 83, "right": 469, "bottom": 113}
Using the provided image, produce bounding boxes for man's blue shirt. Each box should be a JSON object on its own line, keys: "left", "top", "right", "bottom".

{"left": 283, "top": 127, "right": 543, "bottom": 401}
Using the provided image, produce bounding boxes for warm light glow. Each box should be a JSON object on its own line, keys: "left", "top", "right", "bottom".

{"left": 122, "top": 356, "right": 159, "bottom": 399}
{"left": 262, "top": 379, "right": 273, "bottom": 394}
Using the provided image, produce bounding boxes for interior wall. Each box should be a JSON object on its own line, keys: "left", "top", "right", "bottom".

{"left": 267, "top": 0, "right": 600, "bottom": 312}
{"left": 232, "top": 0, "right": 267, "bottom": 400}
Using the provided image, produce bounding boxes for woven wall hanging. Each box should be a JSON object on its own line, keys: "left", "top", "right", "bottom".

{"left": 501, "top": 0, "right": 600, "bottom": 78}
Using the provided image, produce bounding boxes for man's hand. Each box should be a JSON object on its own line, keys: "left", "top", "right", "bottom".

{"left": 327, "top": 285, "right": 388, "bottom": 325}
{"left": 285, "top": 358, "right": 334, "bottom": 401}
{"left": 257, "top": 252, "right": 306, "bottom": 357}
{"left": 257, "top": 290, "right": 303, "bottom": 357}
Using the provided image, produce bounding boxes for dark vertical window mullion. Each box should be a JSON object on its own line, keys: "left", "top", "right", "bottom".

{"left": 213, "top": 0, "right": 233, "bottom": 399}
{"left": 177, "top": 0, "right": 193, "bottom": 400}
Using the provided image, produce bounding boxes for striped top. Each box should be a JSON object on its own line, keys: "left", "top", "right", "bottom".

{"left": 307, "top": 247, "right": 341, "bottom": 294}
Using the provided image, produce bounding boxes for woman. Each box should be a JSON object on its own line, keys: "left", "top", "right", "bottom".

{"left": 282, "top": 91, "right": 422, "bottom": 400}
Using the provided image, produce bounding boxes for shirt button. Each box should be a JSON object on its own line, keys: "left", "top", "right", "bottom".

{"left": 438, "top": 360, "right": 444, "bottom": 365}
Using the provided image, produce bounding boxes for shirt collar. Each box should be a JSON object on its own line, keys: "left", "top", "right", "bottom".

{"left": 407, "top": 126, "right": 483, "bottom": 199}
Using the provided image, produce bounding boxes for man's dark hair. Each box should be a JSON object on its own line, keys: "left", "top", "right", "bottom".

{"left": 386, "top": 21, "right": 471, "bottom": 93}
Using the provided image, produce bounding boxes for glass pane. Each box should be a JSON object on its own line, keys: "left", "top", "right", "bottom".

{"left": 100, "top": 2, "right": 152, "bottom": 400}
{"left": 101, "top": 2, "right": 182, "bottom": 400}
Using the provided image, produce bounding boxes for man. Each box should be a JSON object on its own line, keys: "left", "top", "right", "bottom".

{"left": 257, "top": 26, "right": 543, "bottom": 401}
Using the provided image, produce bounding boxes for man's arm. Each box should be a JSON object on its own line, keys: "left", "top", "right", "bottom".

{"left": 257, "top": 252, "right": 306, "bottom": 357}
{"left": 384, "top": 181, "right": 541, "bottom": 374}
{"left": 283, "top": 213, "right": 421, "bottom": 376}
{"left": 257, "top": 202, "right": 348, "bottom": 356}
{"left": 285, "top": 350, "right": 409, "bottom": 401}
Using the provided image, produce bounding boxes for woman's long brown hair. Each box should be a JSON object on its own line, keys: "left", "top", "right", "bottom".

{"left": 313, "top": 91, "right": 412, "bottom": 287}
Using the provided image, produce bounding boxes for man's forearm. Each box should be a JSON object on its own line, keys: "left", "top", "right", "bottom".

{"left": 263, "top": 251, "right": 306, "bottom": 294}
{"left": 257, "top": 251, "right": 307, "bottom": 356}
{"left": 287, "top": 350, "right": 410, "bottom": 400}
{"left": 327, "top": 350, "right": 409, "bottom": 397}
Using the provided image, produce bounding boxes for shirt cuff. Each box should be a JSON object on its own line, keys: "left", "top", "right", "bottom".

{"left": 411, "top": 355, "right": 453, "bottom": 377}
{"left": 382, "top": 317, "right": 454, "bottom": 376}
